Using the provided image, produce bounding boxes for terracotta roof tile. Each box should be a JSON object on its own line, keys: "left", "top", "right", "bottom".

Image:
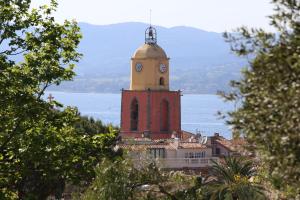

{"left": 178, "top": 142, "right": 207, "bottom": 149}
{"left": 119, "top": 140, "right": 208, "bottom": 151}
{"left": 119, "top": 143, "right": 177, "bottom": 151}
{"left": 181, "top": 130, "right": 195, "bottom": 140}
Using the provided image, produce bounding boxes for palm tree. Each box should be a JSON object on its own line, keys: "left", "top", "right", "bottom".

{"left": 206, "top": 156, "right": 266, "bottom": 200}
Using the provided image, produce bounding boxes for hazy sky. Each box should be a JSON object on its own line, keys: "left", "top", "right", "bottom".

{"left": 32, "top": 0, "right": 274, "bottom": 32}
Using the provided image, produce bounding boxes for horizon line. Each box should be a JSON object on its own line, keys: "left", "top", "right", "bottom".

{"left": 77, "top": 21, "right": 226, "bottom": 33}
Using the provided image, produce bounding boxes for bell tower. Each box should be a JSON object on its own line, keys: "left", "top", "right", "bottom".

{"left": 130, "top": 26, "right": 169, "bottom": 91}
{"left": 120, "top": 26, "right": 181, "bottom": 140}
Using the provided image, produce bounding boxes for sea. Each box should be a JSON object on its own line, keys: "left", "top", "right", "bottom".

{"left": 44, "top": 92, "right": 234, "bottom": 139}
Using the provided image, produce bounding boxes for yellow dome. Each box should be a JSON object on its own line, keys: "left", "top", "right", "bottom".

{"left": 133, "top": 44, "right": 167, "bottom": 59}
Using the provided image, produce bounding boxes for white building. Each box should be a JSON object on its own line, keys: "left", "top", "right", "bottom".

{"left": 118, "top": 132, "right": 243, "bottom": 170}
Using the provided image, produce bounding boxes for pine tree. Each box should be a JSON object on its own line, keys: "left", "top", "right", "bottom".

{"left": 221, "top": 0, "right": 300, "bottom": 198}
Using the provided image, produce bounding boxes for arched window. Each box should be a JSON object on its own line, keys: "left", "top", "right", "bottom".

{"left": 130, "top": 98, "right": 139, "bottom": 131}
{"left": 160, "top": 99, "right": 169, "bottom": 131}
{"left": 159, "top": 77, "right": 164, "bottom": 86}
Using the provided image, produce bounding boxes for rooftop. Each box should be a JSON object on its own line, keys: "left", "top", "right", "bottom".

{"left": 132, "top": 43, "right": 168, "bottom": 59}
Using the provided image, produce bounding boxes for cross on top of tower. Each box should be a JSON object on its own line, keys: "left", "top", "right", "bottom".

{"left": 47, "top": 93, "right": 54, "bottom": 102}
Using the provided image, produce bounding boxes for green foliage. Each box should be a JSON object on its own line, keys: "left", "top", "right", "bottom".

{"left": 79, "top": 157, "right": 204, "bottom": 200}
{"left": 221, "top": 0, "right": 300, "bottom": 197}
{"left": 75, "top": 115, "right": 119, "bottom": 136}
{"left": 0, "top": 0, "right": 119, "bottom": 199}
{"left": 205, "top": 157, "right": 265, "bottom": 200}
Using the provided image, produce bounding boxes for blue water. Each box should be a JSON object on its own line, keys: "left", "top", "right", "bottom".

{"left": 45, "top": 92, "right": 233, "bottom": 138}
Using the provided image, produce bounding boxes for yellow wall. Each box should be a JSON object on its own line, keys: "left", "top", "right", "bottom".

{"left": 130, "top": 58, "right": 169, "bottom": 90}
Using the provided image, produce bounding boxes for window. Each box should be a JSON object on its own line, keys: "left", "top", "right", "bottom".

{"left": 130, "top": 98, "right": 138, "bottom": 131}
{"left": 160, "top": 100, "right": 169, "bottom": 131}
{"left": 186, "top": 152, "right": 206, "bottom": 158}
{"left": 216, "top": 148, "right": 220, "bottom": 155}
{"left": 195, "top": 152, "right": 206, "bottom": 158}
{"left": 159, "top": 77, "right": 164, "bottom": 86}
{"left": 149, "top": 148, "right": 165, "bottom": 158}
{"left": 195, "top": 152, "right": 201, "bottom": 158}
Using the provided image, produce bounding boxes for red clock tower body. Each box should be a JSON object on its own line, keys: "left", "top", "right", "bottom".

{"left": 120, "top": 26, "right": 182, "bottom": 140}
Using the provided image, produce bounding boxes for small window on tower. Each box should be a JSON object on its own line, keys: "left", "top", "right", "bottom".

{"left": 159, "top": 77, "right": 164, "bottom": 86}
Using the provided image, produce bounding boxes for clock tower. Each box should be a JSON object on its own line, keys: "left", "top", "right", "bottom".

{"left": 120, "top": 26, "right": 181, "bottom": 139}
{"left": 130, "top": 26, "right": 169, "bottom": 91}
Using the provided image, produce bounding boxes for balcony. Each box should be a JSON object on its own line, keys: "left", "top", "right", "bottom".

{"left": 133, "top": 157, "right": 219, "bottom": 169}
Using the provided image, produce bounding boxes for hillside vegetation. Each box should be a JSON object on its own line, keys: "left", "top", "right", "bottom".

{"left": 53, "top": 22, "right": 245, "bottom": 94}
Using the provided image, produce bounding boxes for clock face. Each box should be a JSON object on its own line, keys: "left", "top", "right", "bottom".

{"left": 159, "top": 63, "right": 167, "bottom": 73}
{"left": 135, "top": 63, "right": 143, "bottom": 72}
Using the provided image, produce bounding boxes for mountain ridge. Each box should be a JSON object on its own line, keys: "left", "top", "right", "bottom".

{"left": 52, "top": 22, "right": 245, "bottom": 94}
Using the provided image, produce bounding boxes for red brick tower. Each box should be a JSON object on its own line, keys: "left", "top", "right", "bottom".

{"left": 120, "top": 26, "right": 181, "bottom": 139}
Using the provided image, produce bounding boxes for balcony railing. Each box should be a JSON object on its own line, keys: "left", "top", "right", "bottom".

{"left": 133, "top": 157, "right": 219, "bottom": 169}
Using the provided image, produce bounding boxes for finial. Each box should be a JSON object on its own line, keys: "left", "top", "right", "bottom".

{"left": 145, "top": 10, "right": 157, "bottom": 45}
{"left": 47, "top": 93, "right": 54, "bottom": 102}
{"left": 150, "top": 9, "right": 152, "bottom": 26}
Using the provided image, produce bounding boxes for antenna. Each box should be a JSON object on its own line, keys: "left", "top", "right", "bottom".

{"left": 145, "top": 10, "right": 157, "bottom": 44}
{"left": 149, "top": 9, "right": 152, "bottom": 26}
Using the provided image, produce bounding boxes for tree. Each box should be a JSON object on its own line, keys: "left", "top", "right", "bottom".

{"left": 220, "top": 0, "right": 300, "bottom": 197}
{"left": 79, "top": 157, "right": 204, "bottom": 200}
{"left": 0, "top": 0, "right": 119, "bottom": 199}
{"left": 205, "top": 157, "right": 265, "bottom": 200}
{"left": 75, "top": 115, "right": 119, "bottom": 136}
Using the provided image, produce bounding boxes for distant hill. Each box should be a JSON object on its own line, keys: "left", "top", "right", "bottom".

{"left": 51, "top": 22, "right": 245, "bottom": 94}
